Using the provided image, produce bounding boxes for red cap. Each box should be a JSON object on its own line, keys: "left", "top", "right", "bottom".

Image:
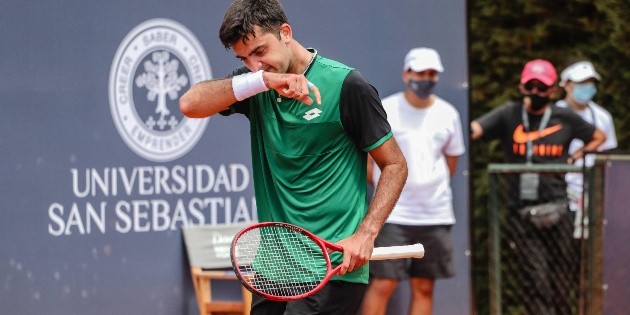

{"left": 520, "top": 59, "right": 557, "bottom": 86}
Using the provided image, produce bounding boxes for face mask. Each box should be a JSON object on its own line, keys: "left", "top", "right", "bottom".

{"left": 527, "top": 93, "right": 550, "bottom": 111}
{"left": 407, "top": 79, "right": 436, "bottom": 99}
{"left": 572, "top": 83, "right": 597, "bottom": 104}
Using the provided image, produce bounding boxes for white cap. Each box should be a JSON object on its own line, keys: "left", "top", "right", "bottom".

{"left": 560, "top": 61, "right": 601, "bottom": 86}
{"left": 403, "top": 47, "right": 444, "bottom": 73}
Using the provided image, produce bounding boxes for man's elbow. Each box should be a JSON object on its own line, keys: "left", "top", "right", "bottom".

{"left": 470, "top": 120, "right": 483, "bottom": 140}
{"left": 179, "top": 93, "right": 199, "bottom": 118}
{"left": 179, "top": 94, "right": 193, "bottom": 117}
{"left": 399, "top": 156, "right": 408, "bottom": 184}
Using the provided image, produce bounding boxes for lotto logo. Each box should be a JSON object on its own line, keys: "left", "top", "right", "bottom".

{"left": 303, "top": 108, "right": 322, "bottom": 121}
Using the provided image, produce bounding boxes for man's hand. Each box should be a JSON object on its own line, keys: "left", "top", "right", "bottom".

{"left": 335, "top": 231, "right": 375, "bottom": 276}
{"left": 263, "top": 72, "right": 321, "bottom": 105}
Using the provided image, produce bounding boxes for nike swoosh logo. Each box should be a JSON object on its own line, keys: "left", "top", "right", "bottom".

{"left": 513, "top": 124, "right": 562, "bottom": 143}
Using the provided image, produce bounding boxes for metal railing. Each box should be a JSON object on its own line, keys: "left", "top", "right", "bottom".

{"left": 477, "top": 154, "right": 630, "bottom": 315}
{"left": 487, "top": 163, "right": 582, "bottom": 315}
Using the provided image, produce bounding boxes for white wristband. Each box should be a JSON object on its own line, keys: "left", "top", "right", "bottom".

{"left": 232, "top": 70, "right": 269, "bottom": 101}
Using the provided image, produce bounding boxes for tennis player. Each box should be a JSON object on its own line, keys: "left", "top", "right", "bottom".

{"left": 179, "top": 0, "right": 407, "bottom": 313}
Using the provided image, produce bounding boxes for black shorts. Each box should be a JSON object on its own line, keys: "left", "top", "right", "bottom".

{"left": 370, "top": 223, "right": 454, "bottom": 280}
{"left": 250, "top": 280, "right": 367, "bottom": 315}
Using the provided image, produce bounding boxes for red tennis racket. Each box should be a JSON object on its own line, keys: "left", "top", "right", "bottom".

{"left": 230, "top": 222, "right": 424, "bottom": 301}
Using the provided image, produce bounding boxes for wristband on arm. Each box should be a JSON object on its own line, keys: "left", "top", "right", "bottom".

{"left": 232, "top": 70, "right": 269, "bottom": 101}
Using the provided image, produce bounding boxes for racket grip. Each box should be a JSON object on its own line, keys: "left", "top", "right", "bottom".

{"left": 370, "top": 243, "right": 425, "bottom": 260}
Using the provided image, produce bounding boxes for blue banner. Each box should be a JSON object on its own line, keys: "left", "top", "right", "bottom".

{"left": 0, "top": 1, "right": 469, "bottom": 314}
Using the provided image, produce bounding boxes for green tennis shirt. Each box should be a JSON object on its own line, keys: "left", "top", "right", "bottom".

{"left": 223, "top": 50, "right": 392, "bottom": 284}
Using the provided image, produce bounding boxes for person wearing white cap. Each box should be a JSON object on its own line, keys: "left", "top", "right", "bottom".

{"left": 556, "top": 60, "right": 618, "bottom": 238}
{"left": 362, "top": 47, "right": 465, "bottom": 315}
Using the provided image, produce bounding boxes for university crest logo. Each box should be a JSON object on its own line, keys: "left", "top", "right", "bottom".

{"left": 109, "top": 18, "right": 212, "bottom": 162}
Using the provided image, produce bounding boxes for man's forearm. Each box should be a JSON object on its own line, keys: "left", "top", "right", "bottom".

{"left": 179, "top": 77, "right": 237, "bottom": 118}
{"left": 573, "top": 128, "right": 607, "bottom": 160}
{"left": 356, "top": 160, "right": 407, "bottom": 240}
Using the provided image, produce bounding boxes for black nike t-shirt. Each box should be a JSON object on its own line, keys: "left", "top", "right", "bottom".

{"left": 477, "top": 101, "right": 596, "bottom": 205}
{"left": 478, "top": 101, "right": 595, "bottom": 163}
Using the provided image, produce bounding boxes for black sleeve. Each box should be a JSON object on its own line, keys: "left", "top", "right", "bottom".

{"left": 477, "top": 102, "right": 514, "bottom": 140}
{"left": 565, "top": 108, "right": 596, "bottom": 143}
{"left": 219, "top": 66, "right": 252, "bottom": 117}
{"left": 339, "top": 70, "right": 391, "bottom": 150}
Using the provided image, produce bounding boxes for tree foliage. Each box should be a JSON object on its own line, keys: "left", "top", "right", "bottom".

{"left": 468, "top": 0, "right": 629, "bottom": 312}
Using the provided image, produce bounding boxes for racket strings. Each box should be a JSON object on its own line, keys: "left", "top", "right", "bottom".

{"left": 234, "top": 225, "right": 329, "bottom": 297}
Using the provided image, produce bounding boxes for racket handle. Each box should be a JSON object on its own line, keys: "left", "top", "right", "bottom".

{"left": 370, "top": 243, "right": 425, "bottom": 260}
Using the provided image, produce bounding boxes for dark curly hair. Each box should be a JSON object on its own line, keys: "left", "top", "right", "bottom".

{"left": 219, "top": 0, "right": 289, "bottom": 49}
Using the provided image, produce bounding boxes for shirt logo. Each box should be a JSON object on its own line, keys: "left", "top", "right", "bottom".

{"left": 512, "top": 124, "right": 562, "bottom": 144}
{"left": 303, "top": 108, "right": 322, "bottom": 121}
{"left": 109, "top": 18, "right": 212, "bottom": 162}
